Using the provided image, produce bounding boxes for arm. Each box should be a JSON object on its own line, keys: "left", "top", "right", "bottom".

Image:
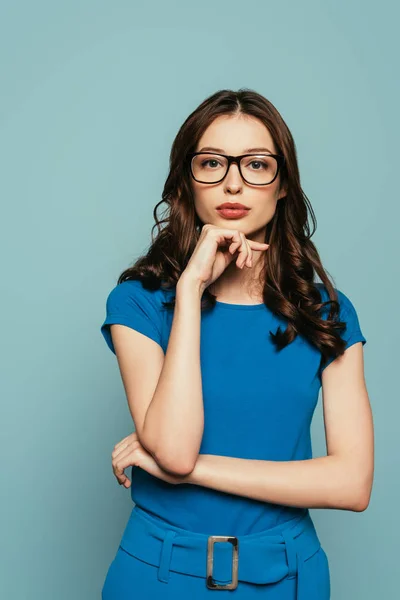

{"left": 181, "top": 342, "right": 374, "bottom": 511}
{"left": 141, "top": 277, "right": 204, "bottom": 474}
{"left": 111, "top": 276, "right": 204, "bottom": 476}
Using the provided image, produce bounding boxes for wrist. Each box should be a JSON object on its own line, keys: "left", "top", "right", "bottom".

{"left": 176, "top": 273, "right": 205, "bottom": 301}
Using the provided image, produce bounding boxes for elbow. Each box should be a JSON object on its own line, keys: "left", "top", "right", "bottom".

{"left": 170, "top": 462, "right": 197, "bottom": 477}
{"left": 147, "top": 436, "right": 197, "bottom": 476}
{"left": 142, "top": 435, "right": 196, "bottom": 476}
{"left": 155, "top": 453, "right": 197, "bottom": 477}
{"left": 335, "top": 457, "right": 373, "bottom": 512}
{"left": 347, "top": 480, "right": 373, "bottom": 512}
{"left": 352, "top": 467, "right": 374, "bottom": 512}
{"left": 351, "top": 487, "right": 372, "bottom": 512}
{"left": 141, "top": 424, "right": 198, "bottom": 477}
{"left": 143, "top": 437, "right": 198, "bottom": 476}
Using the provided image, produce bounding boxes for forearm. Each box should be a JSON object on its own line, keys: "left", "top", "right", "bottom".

{"left": 182, "top": 454, "right": 368, "bottom": 511}
{"left": 142, "top": 277, "right": 204, "bottom": 474}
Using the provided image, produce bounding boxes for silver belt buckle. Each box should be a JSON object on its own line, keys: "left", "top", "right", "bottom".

{"left": 206, "top": 535, "right": 239, "bottom": 590}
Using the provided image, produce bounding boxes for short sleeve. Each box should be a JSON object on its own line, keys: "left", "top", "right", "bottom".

{"left": 320, "top": 287, "right": 367, "bottom": 373}
{"left": 100, "top": 280, "right": 163, "bottom": 354}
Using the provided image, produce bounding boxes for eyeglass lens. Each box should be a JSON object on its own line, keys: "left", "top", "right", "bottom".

{"left": 191, "top": 154, "right": 278, "bottom": 185}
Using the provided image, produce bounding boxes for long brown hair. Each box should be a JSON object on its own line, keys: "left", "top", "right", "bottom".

{"left": 117, "top": 88, "right": 349, "bottom": 371}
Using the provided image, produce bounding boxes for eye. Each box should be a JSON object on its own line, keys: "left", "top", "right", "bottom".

{"left": 201, "top": 159, "right": 221, "bottom": 169}
{"left": 248, "top": 160, "right": 268, "bottom": 170}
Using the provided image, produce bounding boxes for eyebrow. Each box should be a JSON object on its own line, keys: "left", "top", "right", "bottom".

{"left": 198, "top": 146, "right": 275, "bottom": 154}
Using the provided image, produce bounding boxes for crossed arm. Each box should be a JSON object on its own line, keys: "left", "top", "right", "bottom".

{"left": 179, "top": 452, "right": 367, "bottom": 512}
{"left": 177, "top": 343, "right": 374, "bottom": 513}
{"left": 112, "top": 280, "right": 374, "bottom": 513}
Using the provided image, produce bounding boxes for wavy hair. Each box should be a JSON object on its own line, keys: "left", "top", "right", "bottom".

{"left": 117, "top": 88, "right": 349, "bottom": 372}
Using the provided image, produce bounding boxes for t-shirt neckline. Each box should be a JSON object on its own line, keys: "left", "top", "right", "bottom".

{"left": 215, "top": 300, "right": 266, "bottom": 310}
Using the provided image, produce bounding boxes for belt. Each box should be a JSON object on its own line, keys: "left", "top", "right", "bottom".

{"left": 119, "top": 505, "right": 323, "bottom": 598}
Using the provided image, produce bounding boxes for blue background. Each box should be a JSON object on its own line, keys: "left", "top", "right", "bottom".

{"left": 1, "top": 1, "right": 397, "bottom": 598}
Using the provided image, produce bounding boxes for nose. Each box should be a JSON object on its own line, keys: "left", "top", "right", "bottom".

{"left": 224, "top": 162, "right": 243, "bottom": 191}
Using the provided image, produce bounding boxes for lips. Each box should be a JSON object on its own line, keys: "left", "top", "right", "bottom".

{"left": 216, "top": 206, "right": 250, "bottom": 219}
{"left": 217, "top": 203, "right": 250, "bottom": 210}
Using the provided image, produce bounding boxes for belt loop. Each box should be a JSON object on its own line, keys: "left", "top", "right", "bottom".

{"left": 157, "top": 530, "right": 177, "bottom": 583}
{"left": 281, "top": 528, "right": 298, "bottom": 579}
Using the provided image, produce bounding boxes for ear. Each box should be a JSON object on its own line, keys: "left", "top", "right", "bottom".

{"left": 277, "top": 184, "right": 287, "bottom": 200}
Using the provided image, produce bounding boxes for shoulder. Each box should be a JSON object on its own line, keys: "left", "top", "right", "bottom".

{"left": 106, "top": 278, "right": 161, "bottom": 306}
{"left": 101, "top": 278, "right": 174, "bottom": 354}
{"left": 314, "top": 282, "right": 367, "bottom": 347}
{"left": 104, "top": 278, "right": 176, "bottom": 313}
{"left": 314, "top": 282, "right": 359, "bottom": 317}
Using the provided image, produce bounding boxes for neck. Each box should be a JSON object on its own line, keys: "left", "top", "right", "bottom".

{"left": 210, "top": 250, "right": 266, "bottom": 303}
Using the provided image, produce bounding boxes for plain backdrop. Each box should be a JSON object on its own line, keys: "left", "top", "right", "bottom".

{"left": 1, "top": 1, "right": 398, "bottom": 598}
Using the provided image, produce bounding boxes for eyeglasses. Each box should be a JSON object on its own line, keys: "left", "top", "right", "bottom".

{"left": 187, "top": 152, "right": 285, "bottom": 186}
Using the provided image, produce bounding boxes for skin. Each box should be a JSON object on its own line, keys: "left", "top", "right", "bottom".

{"left": 192, "top": 113, "right": 286, "bottom": 303}
{"left": 111, "top": 114, "right": 374, "bottom": 513}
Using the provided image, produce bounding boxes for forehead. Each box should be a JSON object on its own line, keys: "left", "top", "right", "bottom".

{"left": 196, "top": 114, "right": 276, "bottom": 154}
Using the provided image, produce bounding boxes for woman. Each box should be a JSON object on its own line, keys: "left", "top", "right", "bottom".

{"left": 100, "top": 89, "right": 374, "bottom": 599}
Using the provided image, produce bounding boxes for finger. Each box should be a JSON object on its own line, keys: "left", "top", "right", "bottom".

{"left": 115, "top": 464, "right": 132, "bottom": 487}
{"left": 112, "top": 458, "right": 128, "bottom": 484}
{"left": 236, "top": 233, "right": 249, "bottom": 269}
{"left": 245, "top": 239, "right": 253, "bottom": 267}
{"left": 112, "top": 442, "right": 130, "bottom": 459}
{"left": 112, "top": 450, "right": 136, "bottom": 484}
{"left": 115, "top": 470, "right": 128, "bottom": 486}
{"left": 214, "top": 228, "right": 243, "bottom": 251}
{"left": 111, "top": 436, "right": 138, "bottom": 459}
{"left": 113, "top": 431, "right": 138, "bottom": 453}
{"left": 118, "top": 431, "right": 138, "bottom": 444}
{"left": 112, "top": 444, "right": 139, "bottom": 469}
{"left": 118, "top": 473, "right": 130, "bottom": 486}
{"left": 228, "top": 236, "right": 268, "bottom": 255}
{"left": 212, "top": 226, "right": 268, "bottom": 250}
{"left": 236, "top": 234, "right": 246, "bottom": 269}
{"left": 228, "top": 241, "right": 240, "bottom": 255}
{"left": 239, "top": 236, "right": 252, "bottom": 268}
{"left": 248, "top": 240, "right": 269, "bottom": 250}
{"left": 113, "top": 435, "right": 132, "bottom": 450}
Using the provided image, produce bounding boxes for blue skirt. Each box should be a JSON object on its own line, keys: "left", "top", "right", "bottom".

{"left": 102, "top": 505, "right": 330, "bottom": 599}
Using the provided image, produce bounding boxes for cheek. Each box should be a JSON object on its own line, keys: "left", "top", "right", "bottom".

{"left": 248, "top": 207, "right": 277, "bottom": 231}
{"left": 193, "top": 190, "right": 215, "bottom": 222}
{"left": 251, "top": 193, "right": 279, "bottom": 219}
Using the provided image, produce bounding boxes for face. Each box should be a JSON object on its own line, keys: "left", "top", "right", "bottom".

{"left": 191, "top": 114, "right": 286, "bottom": 242}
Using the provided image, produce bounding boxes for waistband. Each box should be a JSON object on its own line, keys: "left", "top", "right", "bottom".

{"left": 119, "top": 505, "right": 322, "bottom": 598}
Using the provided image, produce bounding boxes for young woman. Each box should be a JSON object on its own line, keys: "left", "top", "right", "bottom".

{"left": 100, "top": 89, "right": 374, "bottom": 599}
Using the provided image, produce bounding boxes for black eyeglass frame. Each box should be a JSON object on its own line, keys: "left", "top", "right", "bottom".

{"left": 187, "top": 151, "right": 285, "bottom": 186}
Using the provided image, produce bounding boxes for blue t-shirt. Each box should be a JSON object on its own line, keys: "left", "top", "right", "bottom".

{"left": 100, "top": 279, "right": 366, "bottom": 535}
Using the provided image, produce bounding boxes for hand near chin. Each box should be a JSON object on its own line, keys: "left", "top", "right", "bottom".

{"left": 181, "top": 223, "right": 270, "bottom": 294}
